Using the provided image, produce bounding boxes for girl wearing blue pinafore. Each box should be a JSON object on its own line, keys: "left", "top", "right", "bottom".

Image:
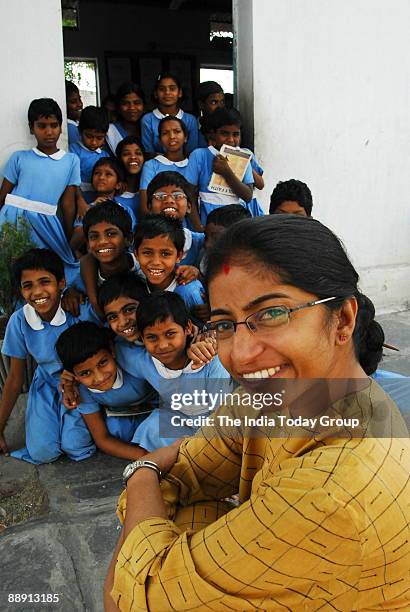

{"left": 116, "top": 136, "right": 146, "bottom": 222}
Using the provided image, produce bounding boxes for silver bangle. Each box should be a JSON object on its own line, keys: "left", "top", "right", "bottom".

{"left": 122, "top": 459, "right": 162, "bottom": 486}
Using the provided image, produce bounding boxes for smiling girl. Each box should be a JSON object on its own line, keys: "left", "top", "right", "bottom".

{"left": 106, "top": 82, "right": 145, "bottom": 156}
{"left": 115, "top": 136, "right": 145, "bottom": 221}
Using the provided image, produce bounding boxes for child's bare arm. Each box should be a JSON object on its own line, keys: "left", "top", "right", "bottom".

{"left": 213, "top": 155, "right": 253, "bottom": 202}
{"left": 252, "top": 169, "right": 264, "bottom": 190}
{"left": 139, "top": 189, "right": 149, "bottom": 216}
{"left": 175, "top": 265, "right": 200, "bottom": 285}
{"left": 60, "top": 185, "right": 78, "bottom": 238}
{"left": 0, "top": 178, "right": 15, "bottom": 209}
{"left": 69, "top": 226, "right": 86, "bottom": 254}
{"left": 187, "top": 338, "right": 217, "bottom": 370}
{"left": 0, "top": 357, "right": 26, "bottom": 455}
{"left": 82, "top": 411, "right": 147, "bottom": 460}
{"left": 80, "top": 254, "right": 104, "bottom": 319}
{"left": 186, "top": 192, "right": 203, "bottom": 232}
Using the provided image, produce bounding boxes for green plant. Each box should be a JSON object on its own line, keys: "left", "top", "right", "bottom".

{"left": 0, "top": 219, "right": 35, "bottom": 317}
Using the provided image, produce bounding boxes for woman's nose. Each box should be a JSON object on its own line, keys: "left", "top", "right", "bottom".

{"left": 229, "top": 324, "right": 264, "bottom": 368}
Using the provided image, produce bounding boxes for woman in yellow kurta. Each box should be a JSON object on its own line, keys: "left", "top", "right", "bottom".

{"left": 105, "top": 215, "right": 410, "bottom": 611}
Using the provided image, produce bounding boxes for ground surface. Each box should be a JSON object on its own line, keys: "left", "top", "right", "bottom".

{"left": 0, "top": 310, "right": 409, "bottom": 611}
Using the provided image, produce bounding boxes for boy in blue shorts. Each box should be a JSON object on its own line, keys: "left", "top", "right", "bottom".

{"left": 134, "top": 215, "right": 206, "bottom": 315}
{"left": 69, "top": 106, "right": 110, "bottom": 194}
{"left": 0, "top": 98, "right": 81, "bottom": 286}
{"left": 56, "top": 322, "right": 154, "bottom": 459}
{"left": 0, "top": 249, "right": 98, "bottom": 464}
{"left": 115, "top": 292, "right": 232, "bottom": 451}
{"left": 185, "top": 107, "right": 254, "bottom": 224}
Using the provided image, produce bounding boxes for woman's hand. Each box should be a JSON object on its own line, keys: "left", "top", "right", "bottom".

{"left": 136, "top": 439, "right": 182, "bottom": 476}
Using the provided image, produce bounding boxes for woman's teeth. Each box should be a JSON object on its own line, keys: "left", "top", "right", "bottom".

{"left": 242, "top": 366, "right": 282, "bottom": 379}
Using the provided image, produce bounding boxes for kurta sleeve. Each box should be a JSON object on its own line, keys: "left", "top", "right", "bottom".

{"left": 112, "top": 461, "right": 362, "bottom": 611}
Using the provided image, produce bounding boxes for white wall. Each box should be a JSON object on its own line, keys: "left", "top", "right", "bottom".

{"left": 0, "top": 0, "right": 67, "bottom": 172}
{"left": 234, "top": 0, "right": 410, "bottom": 313}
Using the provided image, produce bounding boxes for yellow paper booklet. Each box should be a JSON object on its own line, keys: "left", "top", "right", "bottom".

{"left": 208, "top": 144, "right": 252, "bottom": 197}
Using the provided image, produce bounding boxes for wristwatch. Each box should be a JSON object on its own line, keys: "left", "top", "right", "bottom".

{"left": 122, "top": 459, "right": 162, "bottom": 486}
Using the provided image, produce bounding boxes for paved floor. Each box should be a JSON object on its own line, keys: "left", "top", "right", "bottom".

{"left": 0, "top": 310, "right": 409, "bottom": 612}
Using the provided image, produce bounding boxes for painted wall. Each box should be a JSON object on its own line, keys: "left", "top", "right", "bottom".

{"left": 63, "top": 1, "right": 232, "bottom": 100}
{"left": 0, "top": 0, "right": 67, "bottom": 171}
{"left": 234, "top": 0, "right": 410, "bottom": 313}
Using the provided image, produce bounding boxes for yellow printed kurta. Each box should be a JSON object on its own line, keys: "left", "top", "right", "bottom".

{"left": 112, "top": 381, "right": 410, "bottom": 610}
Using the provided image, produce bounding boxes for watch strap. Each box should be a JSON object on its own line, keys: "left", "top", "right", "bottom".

{"left": 123, "top": 459, "right": 162, "bottom": 486}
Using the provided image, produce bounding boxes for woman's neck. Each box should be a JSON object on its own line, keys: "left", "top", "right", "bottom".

{"left": 158, "top": 104, "right": 179, "bottom": 116}
{"left": 99, "top": 252, "right": 130, "bottom": 277}
{"left": 165, "top": 150, "right": 185, "bottom": 162}
{"left": 126, "top": 175, "right": 139, "bottom": 193}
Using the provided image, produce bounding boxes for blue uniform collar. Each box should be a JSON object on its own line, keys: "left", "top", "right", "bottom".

{"left": 89, "top": 367, "right": 124, "bottom": 393}
{"left": 23, "top": 302, "right": 66, "bottom": 330}
{"left": 32, "top": 147, "right": 66, "bottom": 160}
{"left": 152, "top": 108, "right": 184, "bottom": 120}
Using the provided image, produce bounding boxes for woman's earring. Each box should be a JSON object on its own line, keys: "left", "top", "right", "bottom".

{"left": 339, "top": 334, "right": 348, "bottom": 343}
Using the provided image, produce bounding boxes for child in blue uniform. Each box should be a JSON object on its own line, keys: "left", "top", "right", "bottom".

{"left": 65, "top": 80, "right": 83, "bottom": 145}
{"left": 116, "top": 292, "right": 232, "bottom": 450}
{"left": 106, "top": 82, "right": 145, "bottom": 156}
{"left": 196, "top": 80, "right": 225, "bottom": 148}
{"left": 115, "top": 136, "right": 145, "bottom": 220}
{"left": 79, "top": 202, "right": 142, "bottom": 316}
{"left": 0, "top": 98, "right": 81, "bottom": 286}
{"left": 269, "top": 179, "right": 313, "bottom": 217}
{"left": 69, "top": 106, "right": 110, "bottom": 193}
{"left": 185, "top": 108, "right": 255, "bottom": 225}
{"left": 56, "top": 322, "right": 154, "bottom": 458}
{"left": 134, "top": 215, "right": 205, "bottom": 314}
{"left": 146, "top": 171, "right": 204, "bottom": 264}
{"left": 141, "top": 72, "right": 198, "bottom": 155}
{"left": 0, "top": 249, "right": 98, "bottom": 464}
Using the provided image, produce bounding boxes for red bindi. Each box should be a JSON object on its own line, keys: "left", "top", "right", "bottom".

{"left": 223, "top": 263, "right": 230, "bottom": 275}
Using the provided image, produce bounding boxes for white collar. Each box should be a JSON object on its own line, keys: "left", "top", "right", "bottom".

{"left": 155, "top": 154, "right": 188, "bottom": 167}
{"left": 147, "top": 277, "right": 177, "bottom": 294}
{"left": 90, "top": 367, "right": 124, "bottom": 393}
{"left": 152, "top": 108, "right": 184, "bottom": 120}
{"left": 119, "top": 191, "right": 136, "bottom": 198}
{"left": 32, "top": 147, "right": 66, "bottom": 160}
{"left": 23, "top": 302, "right": 66, "bottom": 330}
{"left": 67, "top": 118, "right": 79, "bottom": 126}
{"left": 208, "top": 145, "right": 219, "bottom": 156}
{"left": 152, "top": 356, "right": 204, "bottom": 378}
{"left": 78, "top": 142, "right": 102, "bottom": 154}
{"left": 183, "top": 227, "right": 192, "bottom": 253}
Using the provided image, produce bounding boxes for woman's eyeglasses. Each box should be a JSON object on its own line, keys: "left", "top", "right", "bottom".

{"left": 152, "top": 191, "right": 187, "bottom": 202}
{"left": 206, "top": 296, "right": 340, "bottom": 340}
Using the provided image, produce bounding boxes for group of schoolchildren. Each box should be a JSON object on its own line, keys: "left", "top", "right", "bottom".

{"left": 0, "top": 73, "right": 313, "bottom": 465}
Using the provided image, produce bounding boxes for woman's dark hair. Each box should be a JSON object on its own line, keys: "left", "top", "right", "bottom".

{"left": 115, "top": 82, "right": 146, "bottom": 108}
{"left": 115, "top": 135, "right": 145, "bottom": 160}
{"left": 137, "top": 291, "right": 189, "bottom": 335}
{"left": 146, "top": 171, "right": 195, "bottom": 208}
{"left": 158, "top": 115, "right": 188, "bottom": 139}
{"left": 269, "top": 179, "right": 313, "bottom": 216}
{"left": 28, "top": 98, "right": 62, "bottom": 127}
{"left": 206, "top": 215, "right": 384, "bottom": 374}
{"left": 83, "top": 201, "right": 132, "bottom": 239}
{"left": 56, "top": 322, "right": 113, "bottom": 373}
{"left": 91, "top": 157, "right": 125, "bottom": 183}
{"left": 207, "top": 107, "right": 242, "bottom": 131}
{"left": 98, "top": 273, "right": 149, "bottom": 312}
{"left": 13, "top": 248, "right": 64, "bottom": 284}
{"left": 134, "top": 215, "right": 185, "bottom": 253}
{"left": 78, "top": 106, "right": 109, "bottom": 133}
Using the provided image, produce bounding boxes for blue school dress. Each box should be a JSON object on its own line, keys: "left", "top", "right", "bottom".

{"left": 0, "top": 148, "right": 81, "bottom": 286}
{"left": 106, "top": 122, "right": 128, "bottom": 156}
{"left": 69, "top": 142, "right": 109, "bottom": 192}
{"left": 2, "top": 302, "right": 99, "bottom": 464}
{"left": 115, "top": 192, "right": 140, "bottom": 223}
{"left": 242, "top": 148, "right": 265, "bottom": 217}
{"left": 116, "top": 343, "right": 232, "bottom": 451}
{"left": 139, "top": 155, "right": 190, "bottom": 190}
{"left": 372, "top": 369, "right": 410, "bottom": 420}
{"left": 180, "top": 228, "right": 204, "bottom": 266}
{"left": 76, "top": 367, "right": 154, "bottom": 443}
{"left": 67, "top": 119, "right": 80, "bottom": 145}
{"left": 141, "top": 109, "right": 199, "bottom": 155}
{"left": 147, "top": 276, "right": 205, "bottom": 311}
{"left": 185, "top": 146, "right": 254, "bottom": 225}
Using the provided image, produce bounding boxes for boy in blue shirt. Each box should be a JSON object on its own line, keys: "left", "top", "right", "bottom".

{"left": 0, "top": 249, "right": 98, "bottom": 464}
{"left": 69, "top": 105, "right": 110, "bottom": 193}
{"left": 56, "top": 321, "right": 154, "bottom": 459}
{"left": 134, "top": 215, "right": 206, "bottom": 315}
{"left": 0, "top": 98, "right": 81, "bottom": 286}
{"left": 65, "top": 80, "right": 83, "bottom": 145}
{"left": 185, "top": 107, "right": 254, "bottom": 225}
{"left": 115, "top": 292, "right": 232, "bottom": 451}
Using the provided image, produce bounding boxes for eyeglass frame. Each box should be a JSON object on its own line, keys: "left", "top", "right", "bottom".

{"left": 152, "top": 191, "right": 187, "bottom": 202}
{"left": 206, "top": 296, "right": 340, "bottom": 338}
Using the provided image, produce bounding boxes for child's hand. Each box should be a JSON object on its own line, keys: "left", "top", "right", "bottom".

{"left": 213, "top": 154, "right": 232, "bottom": 178}
{"left": 175, "top": 265, "right": 200, "bottom": 285}
{"left": 0, "top": 431, "right": 9, "bottom": 456}
{"left": 92, "top": 195, "right": 111, "bottom": 206}
{"left": 60, "top": 370, "right": 80, "bottom": 409}
{"left": 76, "top": 197, "right": 90, "bottom": 221}
{"left": 187, "top": 338, "right": 217, "bottom": 369}
{"left": 117, "top": 181, "right": 127, "bottom": 195}
{"left": 61, "top": 286, "right": 85, "bottom": 317}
